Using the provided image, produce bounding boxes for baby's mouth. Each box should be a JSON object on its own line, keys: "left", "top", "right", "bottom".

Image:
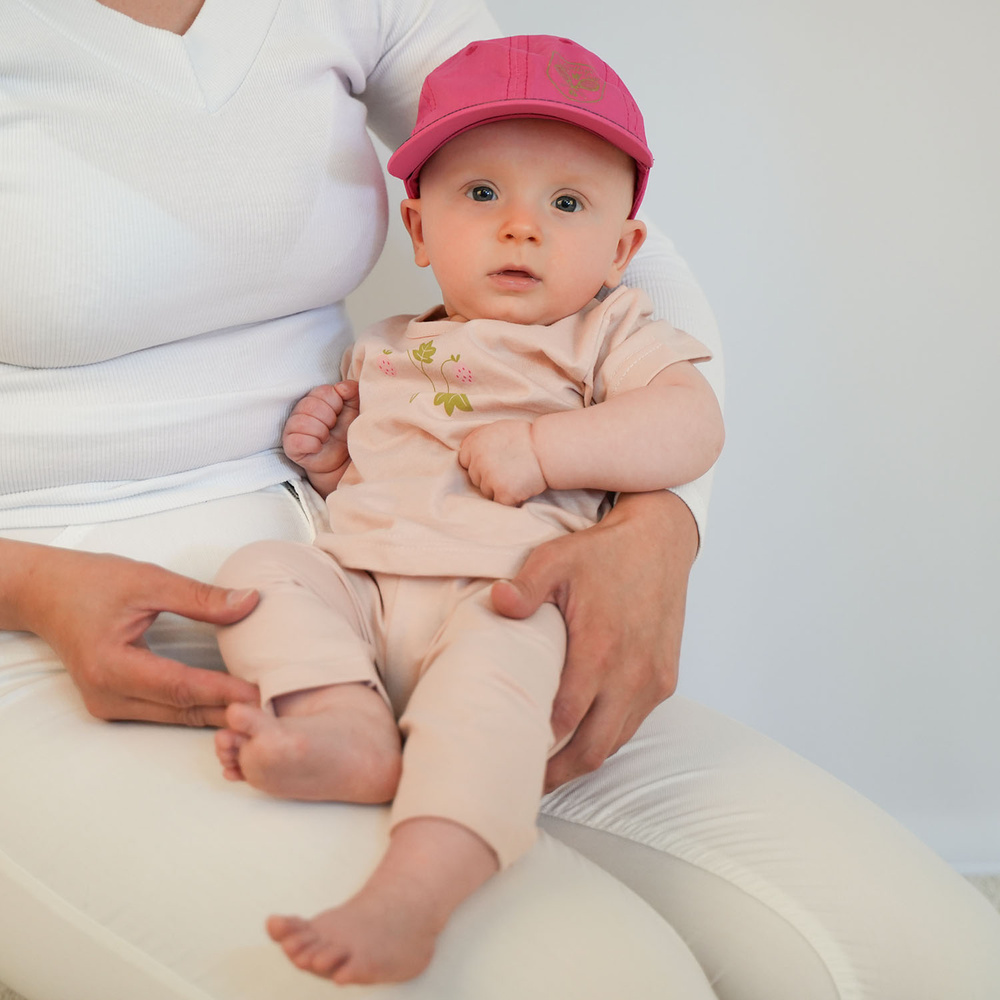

{"left": 491, "top": 268, "right": 539, "bottom": 281}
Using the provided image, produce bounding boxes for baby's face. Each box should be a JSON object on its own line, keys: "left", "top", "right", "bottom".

{"left": 402, "top": 119, "right": 644, "bottom": 326}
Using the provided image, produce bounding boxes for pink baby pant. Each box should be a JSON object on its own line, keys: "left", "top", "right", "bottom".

{"left": 215, "top": 539, "right": 566, "bottom": 868}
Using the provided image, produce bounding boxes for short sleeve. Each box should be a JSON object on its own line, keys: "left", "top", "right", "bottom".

{"left": 340, "top": 342, "right": 361, "bottom": 381}
{"left": 361, "top": 0, "right": 500, "bottom": 150}
{"left": 592, "top": 287, "right": 712, "bottom": 403}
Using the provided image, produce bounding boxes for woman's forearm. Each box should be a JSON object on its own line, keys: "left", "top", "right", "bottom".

{"left": 609, "top": 487, "right": 700, "bottom": 563}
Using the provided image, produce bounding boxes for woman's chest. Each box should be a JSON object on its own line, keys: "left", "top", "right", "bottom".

{"left": 94, "top": 0, "right": 206, "bottom": 34}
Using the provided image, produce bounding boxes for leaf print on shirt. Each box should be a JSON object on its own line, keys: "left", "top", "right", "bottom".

{"left": 406, "top": 340, "right": 474, "bottom": 415}
{"left": 433, "top": 390, "right": 473, "bottom": 415}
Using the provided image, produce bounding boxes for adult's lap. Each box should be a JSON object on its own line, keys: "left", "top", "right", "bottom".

{"left": 3, "top": 489, "right": 999, "bottom": 999}
{"left": 0, "top": 645, "right": 713, "bottom": 1000}
{"left": 0, "top": 489, "right": 712, "bottom": 999}
{"left": 540, "top": 695, "right": 1000, "bottom": 1000}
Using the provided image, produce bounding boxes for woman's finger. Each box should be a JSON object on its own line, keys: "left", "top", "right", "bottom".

{"left": 80, "top": 646, "right": 259, "bottom": 725}
{"left": 133, "top": 568, "right": 259, "bottom": 626}
{"left": 544, "top": 704, "right": 619, "bottom": 791}
{"left": 83, "top": 692, "right": 234, "bottom": 728}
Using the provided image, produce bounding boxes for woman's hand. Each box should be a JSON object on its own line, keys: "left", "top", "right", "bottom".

{"left": 491, "top": 490, "right": 698, "bottom": 792}
{"left": 1, "top": 539, "right": 260, "bottom": 727}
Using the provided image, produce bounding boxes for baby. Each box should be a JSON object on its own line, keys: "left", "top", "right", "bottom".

{"left": 214, "top": 34, "right": 723, "bottom": 985}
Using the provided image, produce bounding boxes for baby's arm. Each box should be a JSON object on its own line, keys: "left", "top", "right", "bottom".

{"left": 282, "top": 381, "right": 360, "bottom": 498}
{"left": 458, "top": 361, "right": 723, "bottom": 505}
{"left": 533, "top": 361, "right": 723, "bottom": 492}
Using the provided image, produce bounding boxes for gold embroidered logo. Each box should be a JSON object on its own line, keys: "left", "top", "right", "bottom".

{"left": 546, "top": 52, "right": 605, "bottom": 103}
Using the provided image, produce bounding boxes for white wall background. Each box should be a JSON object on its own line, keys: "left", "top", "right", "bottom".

{"left": 349, "top": 0, "right": 1000, "bottom": 871}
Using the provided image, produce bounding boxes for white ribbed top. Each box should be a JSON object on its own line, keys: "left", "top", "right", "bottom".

{"left": 1, "top": 0, "right": 497, "bottom": 525}
{"left": 1, "top": 0, "right": 722, "bottom": 534}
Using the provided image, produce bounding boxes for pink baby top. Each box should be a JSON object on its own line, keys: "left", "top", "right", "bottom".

{"left": 316, "top": 285, "right": 711, "bottom": 580}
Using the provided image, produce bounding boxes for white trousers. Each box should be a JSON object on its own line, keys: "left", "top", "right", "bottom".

{"left": 1, "top": 485, "right": 998, "bottom": 1000}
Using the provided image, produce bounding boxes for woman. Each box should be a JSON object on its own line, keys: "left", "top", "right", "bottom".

{"left": 2, "top": 0, "right": 998, "bottom": 997}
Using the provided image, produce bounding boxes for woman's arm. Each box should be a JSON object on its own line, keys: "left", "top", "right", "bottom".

{"left": 493, "top": 489, "right": 698, "bottom": 791}
{"left": 0, "top": 537, "right": 260, "bottom": 726}
{"left": 361, "top": 0, "right": 500, "bottom": 152}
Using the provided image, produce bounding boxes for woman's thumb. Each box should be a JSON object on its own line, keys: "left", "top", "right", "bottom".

{"left": 491, "top": 575, "right": 552, "bottom": 620}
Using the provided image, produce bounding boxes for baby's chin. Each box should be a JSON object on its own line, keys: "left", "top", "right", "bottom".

{"left": 442, "top": 294, "right": 603, "bottom": 327}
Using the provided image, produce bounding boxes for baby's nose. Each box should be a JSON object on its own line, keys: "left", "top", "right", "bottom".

{"left": 500, "top": 208, "right": 541, "bottom": 243}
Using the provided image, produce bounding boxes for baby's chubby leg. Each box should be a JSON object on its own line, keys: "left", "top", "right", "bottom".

{"left": 213, "top": 539, "right": 398, "bottom": 802}
{"left": 216, "top": 682, "right": 401, "bottom": 803}
{"left": 266, "top": 581, "right": 567, "bottom": 984}
{"left": 267, "top": 816, "right": 497, "bottom": 985}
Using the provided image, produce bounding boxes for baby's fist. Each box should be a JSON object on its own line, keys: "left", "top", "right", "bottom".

{"left": 282, "top": 381, "right": 360, "bottom": 495}
{"left": 458, "top": 420, "right": 547, "bottom": 506}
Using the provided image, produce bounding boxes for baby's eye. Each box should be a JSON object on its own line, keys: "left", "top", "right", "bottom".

{"left": 553, "top": 195, "right": 582, "bottom": 213}
{"left": 467, "top": 185, "right": 497, "bottom": 202}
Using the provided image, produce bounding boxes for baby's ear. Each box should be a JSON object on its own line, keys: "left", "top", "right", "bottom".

{"left": 604, "top": 218, "right": 647, "bottom": 288}
{"left": 400, "top": 199, "right": 431, "bottom": 268}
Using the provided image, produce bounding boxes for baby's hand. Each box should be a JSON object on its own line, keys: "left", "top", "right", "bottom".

{"left": 458, "top": 420, "right": 547, "bottom": 506}
{"left": 282, "top": 382, "right": 360, "bottom": 494}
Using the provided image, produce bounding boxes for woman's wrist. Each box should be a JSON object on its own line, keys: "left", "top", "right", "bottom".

{"left": 0, "top": 537, "right": 50, "bottom": 632}
{"left": 607, "top": 489, "right": 700, "bottom": 568}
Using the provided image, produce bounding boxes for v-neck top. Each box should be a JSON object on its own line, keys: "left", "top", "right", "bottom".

{"left": 16, "top": 0, "right": 281, "bottom": 111}
{"left": 0, "top": 0, "right": 498, "bottom": 525}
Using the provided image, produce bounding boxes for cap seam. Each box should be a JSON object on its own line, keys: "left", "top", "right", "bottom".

{"left": 404, "top": 99, "right": 651, "bottom": 159}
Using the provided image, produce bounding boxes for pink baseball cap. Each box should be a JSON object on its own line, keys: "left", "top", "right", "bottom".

{"left": 387, "top": 35, "right": 652, "bottom": 219}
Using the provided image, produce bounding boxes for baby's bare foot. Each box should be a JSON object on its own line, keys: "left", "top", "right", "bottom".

{"left": 214, "top": 727, "right": 249, "bottom": 781}
{"left": 267, "top": 895, "right": 436, "bottom": 985}
{"left": 267, "top": 817, "right": 499, "bottom": 985}
{"left": 221, "top": 685, "right": 401, "bottom": 803}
